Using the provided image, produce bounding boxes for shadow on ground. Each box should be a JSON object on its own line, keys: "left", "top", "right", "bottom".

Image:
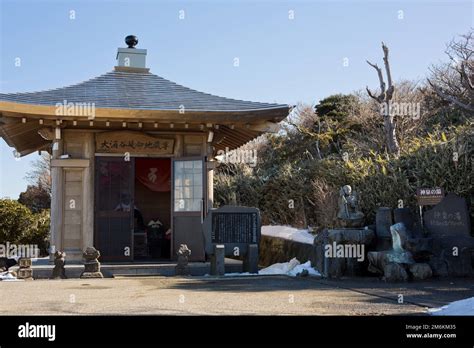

{"left": 146, "top": 275, "right": 474, "bottom": 309}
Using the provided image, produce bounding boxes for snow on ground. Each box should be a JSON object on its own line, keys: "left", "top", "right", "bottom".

{"left": 223, "top": 258, "right": 321, "bottom": 277}
{"left": 259, "top": 258, "right": 321, "bottom": 277}
{"left": 0, "top": 271, "right": 23, "bottom": 282}
{"left": 261, "top": 225, "right": 315, "bottom": 245}
{"left": 428, "top": 297, "right": 474, "bottom": 316}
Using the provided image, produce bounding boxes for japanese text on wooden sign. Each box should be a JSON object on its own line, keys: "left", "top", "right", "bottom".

{"left": 96, "top": 131, "right": 174, "bottom": 155}
{"left": 416, "top": 187, "right": 444, "bottom": 206}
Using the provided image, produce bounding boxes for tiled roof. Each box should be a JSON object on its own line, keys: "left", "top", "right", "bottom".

{"left": 0, "top": 70, "right": 288, "bottom": 112}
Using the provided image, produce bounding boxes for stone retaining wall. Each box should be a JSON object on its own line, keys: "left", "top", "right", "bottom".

{"left": 259, "top": 235, "right": 315, "bottom": 267}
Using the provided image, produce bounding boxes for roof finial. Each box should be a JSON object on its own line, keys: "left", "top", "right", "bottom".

{"left": 125, "top": 35, "right": 138, "bottom": 48}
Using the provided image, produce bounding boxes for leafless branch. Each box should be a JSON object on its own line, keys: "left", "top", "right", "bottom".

{"left": 428, "top": 78, "right": 474, "bottom": 112}
{"left": 382, "top": 42, "right": 394, "bottom": 100}
{"left": 366, "top": 61, "right": 386, "bottom": 103}
{"left": 428, "top": 30, "right": 473, "bottom": 112}
{"left": 459, "top": 61, "right": 474, "bottom": 89}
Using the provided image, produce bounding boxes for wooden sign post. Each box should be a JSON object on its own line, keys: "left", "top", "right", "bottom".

{"left": 416, "top": 187, "right": 445, "bottom": 228}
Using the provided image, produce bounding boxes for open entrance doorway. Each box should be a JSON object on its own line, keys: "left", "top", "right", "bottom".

{"left": 133, "top": 158, "right": 171, "bottom": 261}
{"left": 95, "top": 157, "right": 171, "bottom": 262}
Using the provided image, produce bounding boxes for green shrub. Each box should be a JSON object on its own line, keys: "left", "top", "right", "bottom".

{"left": 214, "top": 122, "right": 473, "bottom": 230}
{"left": 0, "top": 199, "right": 33, "bottom": 244}
{"left": 0, "top": 199, "right": 50, "bottom": 256}
{"left": 329, "top": 124, "right": 474, "bottom": 222}
{"left": 19, "top": 209, "right": 51, "bottom": 256}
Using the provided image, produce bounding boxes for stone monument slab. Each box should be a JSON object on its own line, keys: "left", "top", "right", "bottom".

{"left": 424, "top": 193, "right": 471, "bottom": 238}
{"left": 203, "top": 205, "right": 261, "bottom": 256}
{"left": 376, "top": 207, "right": 393, "bottom": 239}
{"left": 424, "top": 193, "right": 474, "bottom": 277}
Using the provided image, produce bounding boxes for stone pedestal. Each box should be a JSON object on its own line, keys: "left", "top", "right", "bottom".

{"left": 314, "top": 228, "right": 375, "bottom": 278}
{"left": 375, "top": 207, "right": 393, "bottom": 249}
{"left": 243, "top": 244, "right": 259, "bottom": 274}
{"left": 383, "top": 263, "right": 408, "bottom": 282}
{"left": 80, "top": 247, "right": 103, "bottom": 279}
{"left": 17, "top": 268, "right": 33, "bottom": 280}
{"left": 81, "top": 261, "right": 103, "bottom": 278}
{"left": 368, "top": 222, "right": 434, "bottom": 281}
{"left": 409, "top": 263, "right": 432, "bottom": 280}
{"left": 430, "top": 237, "right": 474, "bottom": 277}
{"left": 405, "top": 237, "right": 433, "bottom": 262}
{"left": 17, "top": 257, "right": 33, "bottom": 280}
{"left": 210, "top": 244, "right": 225, "bottom": 276}
{"left": 376, "top": 208, "right": 392, "bottom": 235}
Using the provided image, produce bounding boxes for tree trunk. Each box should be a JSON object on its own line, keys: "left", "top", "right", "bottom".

{"left": 384, "top": 115, "right": 400, "bottom": 155}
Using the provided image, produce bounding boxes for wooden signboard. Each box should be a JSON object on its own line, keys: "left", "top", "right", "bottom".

{"left": 95, "top": 131, "right": 174, "bottom": 155}
{"left": 416, "top": 187, "right": 444, "bottom": 206}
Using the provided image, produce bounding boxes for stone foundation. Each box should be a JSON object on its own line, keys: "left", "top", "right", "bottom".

{"left": 259, "top": 235, "right": 315, "bottom": 267}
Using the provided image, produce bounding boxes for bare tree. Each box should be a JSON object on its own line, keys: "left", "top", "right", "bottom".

{"left": 366, "top": 42, "right": 400, "bottom": 156}
{"left": 428, "top": 30, "right": 473, "bottom": 113}
{"left": 25, "top": 152, "right": 51, "bottom": 195}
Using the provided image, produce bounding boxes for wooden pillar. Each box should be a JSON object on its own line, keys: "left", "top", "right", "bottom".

{"left": 82, "top": 132, "right": 95, "bottom": 250}
{"left": 206, "top": 143, "right": 214, "bottom": 212}
{"left": 50, "top": 139, "right": 64, "bottom": 262}
{"left": 207, "top": 168, "right": 214, "bottom": 212}
{"left": 174, "top": 134, "right": 184, "bottom": 157}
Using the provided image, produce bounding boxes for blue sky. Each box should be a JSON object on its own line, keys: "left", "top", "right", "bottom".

{"left": 0, "top": 0, "right": 472, "bottom": 198}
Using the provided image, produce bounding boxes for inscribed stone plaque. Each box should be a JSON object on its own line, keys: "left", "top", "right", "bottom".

{"left": 424, "top": 193, "right": 471, "bottom": 238}
{"left": 375, "top": 207, "right": 393, "bottom": 238}
{"left": 202, "top": 205, "right": 261, "bottom": 256}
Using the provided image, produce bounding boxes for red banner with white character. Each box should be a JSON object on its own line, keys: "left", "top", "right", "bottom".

{"left": 135, "top": 159, "right": 171, "bottom": 192}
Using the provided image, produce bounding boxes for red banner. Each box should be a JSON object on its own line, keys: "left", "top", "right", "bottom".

{"left": 135, "top": 159, "right": 171, "bottom": 192}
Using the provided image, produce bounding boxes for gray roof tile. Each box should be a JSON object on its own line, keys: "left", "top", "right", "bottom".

{"left": 0, "top": 70, "right": 288, "bottom": 112}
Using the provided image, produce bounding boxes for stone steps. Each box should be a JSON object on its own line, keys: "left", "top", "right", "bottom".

{"left": 10, "top": 259, "right": 243, "bottom": 279}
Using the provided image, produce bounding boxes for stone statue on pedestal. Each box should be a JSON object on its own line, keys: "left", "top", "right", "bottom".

{"left": 51, "top": 251, "right": 67, "bottom": 279}
{"left": 80, "top": 247, "right": 103, "bottom": 278}
{"left": 175, "top": 244, "right": 191, "bottom": 276}
{"left": 337, "top": 185, "right": 364, "bottom": 227}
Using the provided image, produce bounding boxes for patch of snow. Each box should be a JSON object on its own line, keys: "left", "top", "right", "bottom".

{"left": 0, "top": 271, "right": 23, "bottom": 282}
{"left": 259, "top": 257, "right": 301, "bottom": 275}
{"left": 288, "top": 261, "right": 321, "bottom": 277}
{"left": 261, "top": 225, "right": 315, "bottom": 245}
{"left": 428, "top": 297, "right": 474, "bottom": 316}
{"left": 259, "top": 258, "right": 320, "bottom": 277}
{"left": 208, "top": 258, "right": 321, "bottom": 278}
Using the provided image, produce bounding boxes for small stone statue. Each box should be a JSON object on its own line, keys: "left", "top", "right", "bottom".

{"left": 51, "top": 251, "right": 67, "bottom": 279}
{"left": 175, "top": 244, "right": 191, "bottom": 276}
{"left": 80, "top": 247, "right": 103, "bottom": 278}
{"left": 337, "top": 185, "right": 364, "bottom": 227}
